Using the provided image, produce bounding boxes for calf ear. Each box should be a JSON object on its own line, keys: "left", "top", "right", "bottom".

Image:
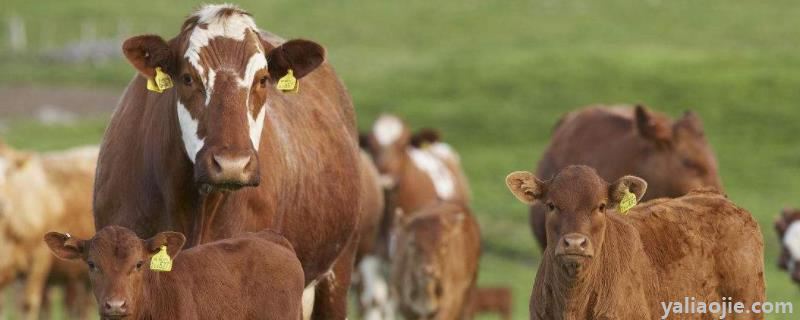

{"left": 505, "top": 171, "right": 546, "bottom": 205}
{"left": 609, "top": 175, "right": 648, "bottom": 205}
{"left": 635, "top": 105, "right": 671, "bottom": 143}
{"left": 122, "top": 35, "right": 176, "bottom": 79}
{"left": 776, "top": 209, "right": 792, "bottom": 235}
{"left": 44, "top": 232, "right": 85, "bottom": 260}
{"left": 267, "top": 39, "right": 326, "bottom": 80}
{"left": 410, "top": 128, "right": 442, "bottom": 148}
{"left": 146, "top": 232, "right": 187, "bottom": 258}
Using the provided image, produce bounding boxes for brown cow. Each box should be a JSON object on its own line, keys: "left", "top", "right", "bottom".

{"left": 529, "top": 105, "right": 723, "bottom": 248}
{"left": 470, "top": 287, "right": 512, "bottom": 320}
{"left": 506, "top": 165, "right": 764, "bottom": 319}
{"left": 774, "top": 208, "right": 800, "bottom": 282}
{"left": 93, "top": 5, "right": 360, "bottom": 318}
{"left": 44, "top": 226, "right": 303, "bottom": 320}
{"left": 0, "top": 142, "right": 96, "bottom": 319}
{"left": 391, "top": 201, "right": 481, "bottom": 320}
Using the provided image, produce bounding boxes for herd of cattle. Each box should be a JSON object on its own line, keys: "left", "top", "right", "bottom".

{"left": 0, "top": 3, "right": 789, "bottom": 320}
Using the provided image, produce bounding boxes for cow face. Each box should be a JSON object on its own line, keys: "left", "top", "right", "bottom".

{"left": 45, "top": 226, "right": 185, "bottom": 319}
{"left": 506, "top": 166, "right": 646, "bottom": 278}
{"left": 776, "top": 208, "right": 800, "bottom": 282}
{"left": 633, "top": 105, "right": 722, "bottom": 198}
{"left": 121, "top": 4, "right": 325, "bottom": 191}
{"left": 362, "top": 114, "right": 413, "bottom": 189}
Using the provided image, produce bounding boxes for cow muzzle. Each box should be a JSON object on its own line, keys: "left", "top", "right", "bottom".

{"left": 195, "top": 147, "right": 260, "bottom": 190}
{"left": 555, "top": 233, "right": 594, "bottom": 276}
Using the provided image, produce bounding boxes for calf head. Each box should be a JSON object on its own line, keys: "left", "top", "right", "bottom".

{"left": 362, "top": 114, "right": 413, "bottom": 189}
{"left": 633, "top": 105, "right": 722, "bottom": 198}
{"left": 775, "top": 208, "right": 800, "bottom": 282}
{"left": 122, "top": 4, "right": 326, "bottom": 191}
{"left": 506, "top": 165, "right": 646, "bottom": 278}
{"left": 45, "top": 226, "right": 186, "bottom": 319}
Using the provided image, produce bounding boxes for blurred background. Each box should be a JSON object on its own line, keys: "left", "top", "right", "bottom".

{"left": 1, "top": 0, "right": 799, "bottom": 319}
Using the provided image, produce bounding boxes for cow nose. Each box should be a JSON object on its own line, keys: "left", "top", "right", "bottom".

{"left": 213, "top": 154, "right": 251, "bottom": 175}
{"left": 562, "top": 233, "right": 589, "bottom": 251}
{"left": 104, "top": 299, "right": 127, "bottom": 314}
{"left": 208, "top": 152, "right": 258, "bottom": 187}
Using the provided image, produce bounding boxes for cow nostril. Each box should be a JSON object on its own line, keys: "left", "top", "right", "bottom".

{"left": 104, "top": 299, "right": 126, "bottom": 312}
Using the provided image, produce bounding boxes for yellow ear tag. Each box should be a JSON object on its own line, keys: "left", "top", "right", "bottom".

{"left": 276, "top": 69, "right": 299, "bottom": 93}
{"left": 146, "top": 67, "right": 173, "bottom": 93}
{"left": 619, "top": 189, "right": 637, "bottom": 215}
{"left": 150, "top": 245, "right": 173, "bottom": 272}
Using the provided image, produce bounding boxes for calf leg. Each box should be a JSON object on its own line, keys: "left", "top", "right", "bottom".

{"left": 312, "top": 234, "right": 360, "bottom": 320}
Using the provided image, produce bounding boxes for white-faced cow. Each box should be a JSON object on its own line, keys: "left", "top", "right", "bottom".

{"left": 93, "top": 4, "right": 360, "bottom": 319}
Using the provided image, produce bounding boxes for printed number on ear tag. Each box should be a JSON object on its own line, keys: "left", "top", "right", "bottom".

{"left": 276, "top": 69, "right": 299, "bottom": 93}
{"left": 150, "top": 245, "right": 173, "bottom": 272}
{"left": 619, "top": 189, "right": 637, "bottom": 215}
{"left": 147, "top": 67, "right": 174, "bottom": 93}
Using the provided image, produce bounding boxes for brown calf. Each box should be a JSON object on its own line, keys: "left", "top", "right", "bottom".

{"left": 45, "top": 226, "right": 303, "bottom": 320}
{"left": 470, "top": 287, "right": 512, "bottom": 320}
{"left": 530, "top": 105, "right": 722, "bottom": 248}
{"left": 506, "top": 165, "right": 764, "bottom": 319}
{"left": 774, "top": 208, "right": 800, "bottom": 282}
{"left": 391, "top": 201, "right": 481, "bottom": 320}
{"left": 0, "top": 142, "right": 96, "bottom": 319}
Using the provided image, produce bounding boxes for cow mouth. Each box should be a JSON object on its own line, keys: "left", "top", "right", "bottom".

{"left": 101, "top": 313, "right": 130, "bottom": 320}
{"left": 556, "top": 254, "right": 592, "bottom": 276}
{"left": 199, "top": 180, "right": 259, "bottom": 193}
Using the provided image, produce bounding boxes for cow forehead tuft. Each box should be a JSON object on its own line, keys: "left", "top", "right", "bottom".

{"left": 784, "top": 221, "right": 800, "bottom": 260}
{"left": 373, "top": 115, "right": 404, "bottom": 146}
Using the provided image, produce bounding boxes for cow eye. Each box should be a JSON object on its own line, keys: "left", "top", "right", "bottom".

{"left": 547, "top": 202, "right": 556, "bottom": 211}
{"left": 87, "top": 261, "right": 97, "bottom": 272}
{"left": 182, "top": 74, "right": 193, "bottom": 86}
{"left": 259, "top": 76, "right": 268, "bottom": 88}
{"left": 135, "top": 260, "right": 144, "bottom": 270}
{"left": 598, "top": 203, "right": 606, "bottom": 213}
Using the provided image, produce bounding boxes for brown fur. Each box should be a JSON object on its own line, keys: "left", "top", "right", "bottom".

{"left": 44, "top": 226, "right": 303, "bottom": 320}
{"left": 391, "top": 202, "right": 481, "bottom": 320}
{"left": 506, "top": 166, "right": 765, "bottom": 319}
{"left": 0, "top": 143, "right": 96, "bottom": 319}
{"left": 530, "top": 105, "right": 723, "bottom": 249}
{"left": 470, "top": 287, "right": 512, "bottom": 320}
{"left": 95, "top": 6, "right": 359, "bottom": 318}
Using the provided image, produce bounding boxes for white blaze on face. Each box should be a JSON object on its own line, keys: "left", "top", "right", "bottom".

{"left": 184, "top": 4, "right": 258, "bottom": 79}
{"left": 784, "top": 221, "right": 800, "bottom": 273}
{"left": 177, "top": 102, "right": 204, "bottom": 162}
{"left": 373, "top": 115, "right": 403, "bottom": 146}
{"left": 408, "top": 148, "right": 455, "bottom": 199}
{"left": 204, "top": 69, "right": 216, "bottom": 106}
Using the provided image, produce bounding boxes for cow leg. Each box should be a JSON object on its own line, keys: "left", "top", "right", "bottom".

{"left": 312, "top": 234, "right": 360, "bottom": 320}
{"left": 528, "top": 202, "right": 548, "bottom": 250}
{"left": 21, "top": 246, "right": 52, "bottom": 320}
{"left": 356, "top": 255, "right": 392, "bottom": 320}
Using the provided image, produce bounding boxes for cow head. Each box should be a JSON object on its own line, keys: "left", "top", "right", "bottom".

{"left": 45, "top": 226, "right": 186, "bottom": 319}
{"left": 121, "top": 4, "right": 325, "bottom": 191}
{"left": 361, "top": 114, "right": 413, "bottom": 189}
{"left": 506, "top": 166, "right": 646, "bottom": 278}
{"left": 776, "top": 208, "right": 800, "bottom": 282}
{"left": 633, "top": 105, "right": 722, "bottom": 198}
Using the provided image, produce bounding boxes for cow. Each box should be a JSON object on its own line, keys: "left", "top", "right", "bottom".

{"left": 774, "top": 208, "right": 800, "bottom": 282}
{"left": 505, "top": 165, "right": 764, "bottom": 319}
{"left": 0, "top": 141, "right": 96, "bottom": 320}
{"left": 469, "top": 287, "right": 512, "bottom": 320}
{"left": 44, "top": 226, "right": 304, "bottom": 320}
{"left": 529, "top": 105, "right": 723, "bottom": 248}
{"left": 93, "top": 4, "right": 360, "bottom": 318}
{"left": 390, "top": 201, "right": 481, "bottom": 320}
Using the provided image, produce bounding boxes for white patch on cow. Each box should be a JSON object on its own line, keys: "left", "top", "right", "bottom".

{"left": 784, "top": 221, "right": 800, "bottom": 264}
{"left": 302, "top": 279, "right": 320, "bottom": 320}
{"left": 204, "top": 68, "right": 216, "bottom": 106}
{"left": 176, "top": 102, "right": 205, "bottom": 162}
{"left": 184, "top": 4, "right": 259, "bottom": 77}
{"left": 429, "top": 142, "right": 459, "bottom": 162}
{"left": 239, "top": 52, "right": 267, "bottom": 88}
{"left": 408, "top": 148, "right": 455, "bottom": 199}
{"left": 373, "top": 115, "right": 403, "bottom": 146}
{"left": 248, "top": 104, "right": 267, "bottom": 151}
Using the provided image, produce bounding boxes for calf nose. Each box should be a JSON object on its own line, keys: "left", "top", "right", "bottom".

{"left": 562, "top": 234, "right": 588, "bottom": 251}
{"left": 104, "top": 299, "right": 127, "bottom": 314}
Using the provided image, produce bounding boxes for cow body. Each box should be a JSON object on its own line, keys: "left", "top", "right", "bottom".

{"left": 530, "top": 105, "right": 722, "bottom": 248}
{"left": 93, "top": 5, "right": 359, "bottom": 319}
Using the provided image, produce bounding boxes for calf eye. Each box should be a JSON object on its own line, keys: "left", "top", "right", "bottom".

{"left": 87, "top": 261, "right": 97, "bottom": 272}
{"left": 598, "top": 203, "right": 606, "bottom": 213}
{"left": 135, "top": 260, "right": 144, "bottom": 270}
{"left": 182, "top": 74, "right": 193, "bottom": 86}
{"left": 259, "top": 76, "right": 268, "bottom": 88}
{"left": 546, "top": 203, "right": 556, "bottom": 211}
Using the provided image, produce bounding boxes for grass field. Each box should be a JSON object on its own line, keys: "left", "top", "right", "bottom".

{"left": 2, "top": 0, "right": 800, "bottom": 319}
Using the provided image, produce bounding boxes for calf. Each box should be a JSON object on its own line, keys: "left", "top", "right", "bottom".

{"left": 530, "top": 105, "right": 722, "bottom": 248}
{"left": 45, "top": 226, "right": 304, "bottom": 320}
{"left": 0, "top": 142, "right": 96, "bottom": 319}
{"left": 774, "top": 208, "right": 800, "bottom": 282}
{"left": 470, "top": 287, "right": 512, "bottom": 320}
{"left": 391, "top": 202, "right": 481, "bottom": 320}
{"left": 506, "top": 165, "right": 764, "bottom": 319}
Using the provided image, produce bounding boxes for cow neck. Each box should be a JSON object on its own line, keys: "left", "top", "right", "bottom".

{"left": 188, "top": 191, "right": 228, "bottom": 247}
{"left": 139, "top": 270, "right": 184, "bottom": 319}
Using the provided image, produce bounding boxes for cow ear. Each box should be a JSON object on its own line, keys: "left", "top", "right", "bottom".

{"left": 44, "top": 232, "right": 85, "bottom": 260}
{"left": 410, "top": 128, "right": 441, "bottom": 148}
{"left": 145, "top": 232, "right": 186, "bottom": 258}
{"left": 122, "top": 35, "right": 176, "bottom": 79}
{"left": 609, "top": 175, "right": 648, "bottom": 206}
{"left": 505, "top": 171, "right": 546, "bottom": 205}
{"left": 267, "top": 39, "right": 326, "bottom": 80}
{"left": 776, "top": 208, "right": 795, "bottom": 235}
{"left": 635, "top": 105, "right": 671, "bottom": 143}
{"left": 674, "top": 110, "right": 704, "bottom": 136}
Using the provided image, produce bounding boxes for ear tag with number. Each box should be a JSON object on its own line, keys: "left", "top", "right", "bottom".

{"left": 276, "top": 69, "right": 299, "bottom": 93}
{"left": 619, "top": 189, "right": 637, "bottom": 215}
{"left": 147, "top": 67, "right": 173, "bottom": 93}
{"left": 150, "top": 245, "right": 173, "bottom": 272}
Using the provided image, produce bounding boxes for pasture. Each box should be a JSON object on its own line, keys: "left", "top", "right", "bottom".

{"left": 2, "top": 0, "right": 799, "bottom": 319}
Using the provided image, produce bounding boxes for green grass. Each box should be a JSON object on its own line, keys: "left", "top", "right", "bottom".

{"left": 2, "top": 0, "right": 800, "bottom": 319}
